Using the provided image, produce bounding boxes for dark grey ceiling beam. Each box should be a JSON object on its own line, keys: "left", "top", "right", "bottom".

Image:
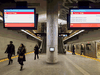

{"left": 68, "top": 0, "right": 73, "bottom": 3}
{"left": 28, "top": 3, "right": 40, "bottom": 6}
{"left": 64, "top": 3, "right": 100, "bottom": 7}
{"left": 72, "top": 0, "right": 78, "bottom": 3}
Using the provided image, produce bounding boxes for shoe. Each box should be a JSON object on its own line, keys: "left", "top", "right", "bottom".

{"left": 20, "top": 65, "right": 23, "bottom": 71}
{"left": 11, "top": 60, "right": 13, "bottom": 64}
{"left": 8, "top": 63, "right": 10, "bottom": 65}
{"left": 8, "top": 61, "right": 10, "bottom": 65}
{"left": 20, "top": 68, "right": 22, "bottom": 71}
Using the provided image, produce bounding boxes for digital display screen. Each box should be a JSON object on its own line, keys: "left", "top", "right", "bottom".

{"left": 69, "top": 8, "right": 100, "bottom": 29}
{"left": 49, "top": 47, "right": 55, "bottom": 51}
{"left": 59, "top": 34, "right": 67, "bottom": 37}
{"left": 3, "top": 8, "right": 36, "bottom": 29}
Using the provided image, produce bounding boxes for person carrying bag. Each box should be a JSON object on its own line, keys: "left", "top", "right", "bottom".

{"left": 17, "top": 44, "right": 26, "bottom": 71}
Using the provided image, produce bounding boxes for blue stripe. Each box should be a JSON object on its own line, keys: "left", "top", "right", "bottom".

{"left": 4, "top": 9, "right": 34, "bottom": 12}
{"left": 71, "top": 9, "right": 100, "bottom": 12}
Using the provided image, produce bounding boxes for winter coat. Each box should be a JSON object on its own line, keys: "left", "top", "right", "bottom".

{"left": 34, "top": 46, "right": 39, "bottom": 54}
{"left": 5, "top": 44, "right": 15, "bottom": 55}
{"left": 17, "top": 47, "right": 26, "bottom": 62}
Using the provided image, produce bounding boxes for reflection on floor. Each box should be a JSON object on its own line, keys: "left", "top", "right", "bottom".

{"left": 0, "top": 52, "right": 100, "bottom": 75}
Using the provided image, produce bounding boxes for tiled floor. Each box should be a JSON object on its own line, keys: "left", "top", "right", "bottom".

{"left": 0, "top": 52, "right": 100, "bottom": 75}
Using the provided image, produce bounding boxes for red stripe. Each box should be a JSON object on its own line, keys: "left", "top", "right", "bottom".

{"left": 72, "top": 12, "right": 100, "bottom": 14}
{"left": 70, "top": 23, "right": 100, "bottom": 27}
{"left": 5, "top": 12, "right": 34, "bottom": 14}
{"left": 5, "top": 23, "right": 34, "bottom": 27}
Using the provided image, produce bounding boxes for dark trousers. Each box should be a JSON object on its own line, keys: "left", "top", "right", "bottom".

{"left": 34, "top": 53, "right": 39, "bottom": 59}
{"left": 8, "top": 53, "right": 13, "bottom": 64}
{"left": 81, "top": 51, "right": 84, "bottom": 55}
{"left": 19, "top": 60, "right": 24, "bottom": 65}
{"left": 72, "top": 50, "right": 75, "bottom": 55}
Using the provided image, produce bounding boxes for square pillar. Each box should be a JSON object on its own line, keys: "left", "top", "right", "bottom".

{"left": 46, "top": 0, "right": 58, "bottom": 63}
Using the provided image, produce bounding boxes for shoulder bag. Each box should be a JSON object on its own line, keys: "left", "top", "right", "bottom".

{"left": 19, "top": 48, "right": 25, "bottom": 59}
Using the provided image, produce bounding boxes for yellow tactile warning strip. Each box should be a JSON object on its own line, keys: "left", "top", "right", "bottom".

{"left": 0, "top": 51, "right": 34, "bottom": 63}
{"left": 67, "top": 51, "right": 100, "bottom": 62}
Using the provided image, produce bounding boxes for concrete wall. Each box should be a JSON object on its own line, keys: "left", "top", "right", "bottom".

{"left": 66, "top": 29, "right": 100, "bottom": 44}
{"left": 0, "top": 23, "right": 40, "bottom": 59}
{"left": 42, "top": 36, "right": 46, "bottom": 53}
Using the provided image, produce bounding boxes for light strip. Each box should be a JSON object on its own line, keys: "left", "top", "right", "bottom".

{"left": 63, "top": 30, "right": 85, "bottom": 41}
{"left": 68, "top": 0, "right": 73, "bottom": 3}
{"left": 0, "top": 16, "right": 3, "bottom": 21}
{"left": 58, "top": 19, "right": 67, "bottom": 25}
{"left": 33, "top": 30, "right": 36, "bottom": 33}
{"left": 72, "top": 0, "right": 78, "bottom": 3}
{"left": 21, "top": 29, "right": 42, "bottom": 41}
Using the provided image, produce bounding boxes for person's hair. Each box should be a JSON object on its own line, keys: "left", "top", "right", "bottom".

{"left": 10, "top": 41, "right": 13, "bottom": 44}
{"left": 21, "top": 43, "right": 25, "bottom": 48}
{"left": 36, "top": 44, "right": 38, "bottom": 46}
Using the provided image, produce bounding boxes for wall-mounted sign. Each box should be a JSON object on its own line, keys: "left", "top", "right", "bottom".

{"left": 68, "top": 8, "right": 100, "bottom": 29}
{"left": 49, "top": 47, "right": 55, "bottom": 52}
{"left": 3, "top": 8, "right": 38, "bottom": 30}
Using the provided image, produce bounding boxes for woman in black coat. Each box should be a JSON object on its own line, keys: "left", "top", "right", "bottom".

{"left": 34, "top": 44, "right": 39, "bottom": 60}
{"left": 17, "top": 44, "right": 26, "bottom": 71}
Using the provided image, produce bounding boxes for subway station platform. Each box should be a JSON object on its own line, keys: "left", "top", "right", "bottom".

{"left": 0, "top": 52, "right": 100, "bottom": 75}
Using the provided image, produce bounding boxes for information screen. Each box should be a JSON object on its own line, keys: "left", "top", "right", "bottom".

{"left": 69, "top": 8, "right": 100, "bottom": 29}
{"left": 3, "top": 8, "right": 36, "bottom": 29}
{"left": 59, "top": 34, "right": 68, "bottom": 37}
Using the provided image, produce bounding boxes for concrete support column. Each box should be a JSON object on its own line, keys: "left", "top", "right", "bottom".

{"left": 42, "top": 36, "right": 46, "bottom": 53}
{"left": 58, "top": 37, "right": 64, "bottom": 53}
{"left": 46, "top": 0, "right": 58, "bottom": 63}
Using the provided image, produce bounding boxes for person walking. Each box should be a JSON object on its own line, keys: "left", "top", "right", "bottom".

{"left": 5, "top": 41, "right": 15, "bottom": 65}
{"left": 17, "top": 44, "right": 26, "bottom": 71}
{"left": 72, "top": 45, "right": 75, "bottom": 55}
{"left": 34, "top": 44, "right": 39, "bottom": 60}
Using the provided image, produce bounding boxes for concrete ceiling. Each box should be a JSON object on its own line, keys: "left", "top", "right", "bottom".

{"left": 2, "top": 0, "right": 100, "bottom": 34}
{"left": 15, "top": 0, "right": 100, "bottom": 34}
{"left": 15, "top": 0, "right": 62, "bottom": 23}
{"left": 15, "top": 0, "right": 69, "bottom": 34}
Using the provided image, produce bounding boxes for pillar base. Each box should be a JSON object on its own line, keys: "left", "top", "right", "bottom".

{"left": 46, "top": 60, "right": 58, "bottom": 64}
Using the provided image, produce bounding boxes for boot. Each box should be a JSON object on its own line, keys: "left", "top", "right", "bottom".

{"left": 8, "top": 60, "right": 10, "bottom": 65}
{"left": 11, "top": 60, "right": 13, "bottom": 64}
{"left": 20, "top": 65, "right": 23, "bottom": 71}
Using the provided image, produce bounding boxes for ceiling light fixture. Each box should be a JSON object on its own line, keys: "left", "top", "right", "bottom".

{"left": 63, "top": 30, "right": 85, "bottom": 41}
{"left": 21, "top": 29, "right": 42, "bottom": 41}
{"left": 0, "top": 16, "right": 3, "bottom": 21}
{"left": 58, "top": 19, "right": 67, "bottom": 25}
